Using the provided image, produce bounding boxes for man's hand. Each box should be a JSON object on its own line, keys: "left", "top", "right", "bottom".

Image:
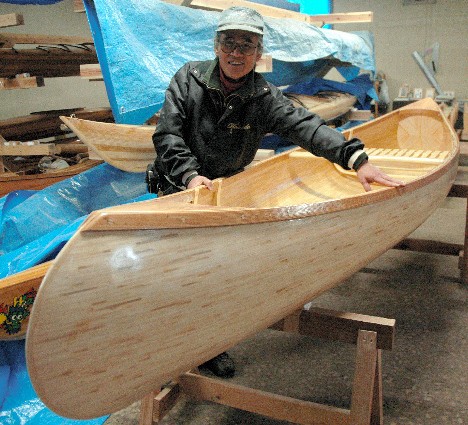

{"left": 356, "top": 161, "right": 406, "bottom": 192}
{"left": 187, "top": 175, "right": 214, "bottom": 190}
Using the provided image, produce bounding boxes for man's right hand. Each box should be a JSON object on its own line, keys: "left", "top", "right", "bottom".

{"left": 187, "top": 175, "right": 214, "bottom": 190}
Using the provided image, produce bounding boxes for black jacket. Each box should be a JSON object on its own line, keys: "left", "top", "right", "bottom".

{"left": 153, "top": 58, "right": 364, "bottom": 190}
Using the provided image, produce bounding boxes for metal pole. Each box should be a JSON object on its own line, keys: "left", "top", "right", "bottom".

{"left": 412, "top": 51, "right": 444, "bottom": 96}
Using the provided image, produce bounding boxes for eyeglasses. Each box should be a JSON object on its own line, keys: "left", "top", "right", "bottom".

{"left": 220, "top": 39, "right": 258, "bottom": 56}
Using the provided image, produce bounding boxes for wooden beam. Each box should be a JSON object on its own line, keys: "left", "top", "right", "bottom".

{"left": 181, "top": 0, "right": 311, "bottom": 23}
{"left": 170, "top": 1, "right": 372, "bottom": 26}
{"left": 0, "top": 13, "right": 24, "bottom": 29}
{"left": 270, "top": 307, "right": 395, "bottom": 351}
{"left": 348, "top": 109, "right": 373, "bottom": 121}
{"left": 179, "top": 372, "right": 350, "bottom": 424}
{"left": 0, "top": 32, "right": 93, "bottom": 48}
{"left": 462, "top": 102, "right": 468, "bottom": 141}
{"left": 79, "top": 54, "right": 272, "bottom": 79}
{"left": 0, "top": 75, "right": 45, "bottom": 90}
{"left": 80, "top": 64, "right": 104, "bottom": 81}
{"left": 74, "top": 0, "right": 85, "bottom": 13}
{"left": 308, "top": 11, "right": 373, "bottom": 25}
{"left": 0, "top": 142, "right": 59, "bottom": 156}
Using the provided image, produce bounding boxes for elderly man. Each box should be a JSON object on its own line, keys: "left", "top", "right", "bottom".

{"left": 151, "top": 6, "right": 404, "bottom": 377}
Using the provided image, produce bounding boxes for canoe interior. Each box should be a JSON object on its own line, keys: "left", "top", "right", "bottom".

{"left": 160, "top": 104, "right": 456, "bottom": 209}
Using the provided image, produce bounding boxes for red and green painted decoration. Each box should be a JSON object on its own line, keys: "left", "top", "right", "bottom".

{"left": 0, "top": 289, "right": 37, "bottom": 336}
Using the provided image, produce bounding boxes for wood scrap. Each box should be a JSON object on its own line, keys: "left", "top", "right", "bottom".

{"left": 0, "top": 75, "right": 44, "bottom": 90}
{"left": 0, "top": 13, "right": 24, "bottom": 29}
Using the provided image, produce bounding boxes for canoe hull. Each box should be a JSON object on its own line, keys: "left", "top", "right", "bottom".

{"left": 26, "top": 158, "right": 456, "bottom": 418}
{"left": 25, "top": 98, "right": 460, "bottom": 418}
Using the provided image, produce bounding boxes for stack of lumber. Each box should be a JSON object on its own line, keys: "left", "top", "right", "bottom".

{"left": 0, "top": 13, "right": 97, "bottom": 88}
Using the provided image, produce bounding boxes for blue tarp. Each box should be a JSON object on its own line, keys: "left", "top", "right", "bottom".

{"left": 0, "top": 163, "right": 153, "bottom": 279}
{"left": 0, "top": 340, "right": 107, "bottom": 424}
{"left": 83, "top": 0, "right": 375, "bottom": 124}
{"left": 0, "top": 164, "right": 156, "bottom": 425}
{"left": 284, "top": 74, "right": 378, "bottom": 110}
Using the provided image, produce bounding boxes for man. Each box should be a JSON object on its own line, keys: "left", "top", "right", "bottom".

{"left": 152, "top": 6, "right": 404, "bottom": 377}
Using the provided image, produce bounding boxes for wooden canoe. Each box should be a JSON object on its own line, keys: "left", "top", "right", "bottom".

{"left": 0, "top": 159, "right": 103, "bottom": 198}
{"left": 0, "top": 261, "right": 52, "bottom": 340}
{"left": 59, "top": 91, "right": 357, "bottom": 173}
{"left": 26, "top": 98, "right": 459, "bottom": 419}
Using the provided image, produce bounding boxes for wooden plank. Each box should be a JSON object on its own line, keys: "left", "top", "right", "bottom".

{"left": 74, "top": 0, "right": 85, "bottom": 13}
{"left": 270, "top": 308, "right": 395, "bottom": 351}
{"left": 308, "top": 11, "right": 373, "bottom": 25}
{"left": 182, "top": 0, "right": 311, "bottom": 23}
{"left": 152, "top": 383, "right": 181, "bottom": 422}
{"left": 462, "top": 103, "right": 468, "bottom": 141}
{"left": 0, "top": 13, "right": 24, "bottom": 29}
{"left": 80, "top": 64, "right": 104, "bottom": 81}
{"left": 0, "top": 75, "right": 45, "bottom": 90}
{"left": 349, "top": 330, "right": 378, "bottom": 425}
{"left": 172, "top": 1, "right": 372, "bottom": 26}
{"left": 0, "top": 32, "right": 93, "bottom": 48}
{"left": 0, "top": 142, "right": 58, "bottom": 156}
{"left": 80, "top": 54, "right": 272, "bottom": 79}
{"left": 179, "top": 372, "right": 351, "bottom": 425}
{"left": 348, "top": 110, "right": 373, "bottom": 121}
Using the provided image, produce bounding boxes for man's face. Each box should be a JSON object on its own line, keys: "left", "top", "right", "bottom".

{"left": 215, "top": 30, "right": 262, "bottom": 81}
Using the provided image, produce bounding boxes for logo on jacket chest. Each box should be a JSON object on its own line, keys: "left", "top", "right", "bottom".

{"left": 227, "top": 123, "right": 251, "bottom": 134}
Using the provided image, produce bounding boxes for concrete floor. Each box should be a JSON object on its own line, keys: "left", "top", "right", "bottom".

{"left": 105, "top": 197, "right": 468, "bottom": 425}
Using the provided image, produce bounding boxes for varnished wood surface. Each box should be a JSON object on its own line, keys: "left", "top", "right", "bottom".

{"left": 26, "top": 99, "right": 459, "bottom": 419}
{"left": 60, "top": 116, "right": 156, "bottom": 173}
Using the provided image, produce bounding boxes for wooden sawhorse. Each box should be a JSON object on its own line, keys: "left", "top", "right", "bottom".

{"left": 394, "top": 166, "right": 468, "bottom": 284}
{"left": 139, "top": 307, "right": 395, "bottom": 425}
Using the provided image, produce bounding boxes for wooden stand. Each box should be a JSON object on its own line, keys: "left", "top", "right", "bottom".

{"left": 139, "top": 307, "right": 395, "bottom": 425}
{"left": 394, "top": 166, "right": 468, "bottom": 284}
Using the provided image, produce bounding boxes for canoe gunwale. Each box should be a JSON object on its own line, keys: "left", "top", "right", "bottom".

{"left": 81, "top": 149, "right": 459, "bottom": 231}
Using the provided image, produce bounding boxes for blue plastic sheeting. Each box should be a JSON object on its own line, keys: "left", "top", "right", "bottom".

{"left": 0, "top": 0, "right": 62, "bottom": 4}
{"left": 0, "top": 163, "right": 154, "bottom": 278}
{"left": 0, "top": 340, "right": 107, "bottom": 425}
{"left": 284, "top": 74, "right": 378, "bottom": 110}
{"left": 83, "top": 0, "right": 375, "bottom": 124}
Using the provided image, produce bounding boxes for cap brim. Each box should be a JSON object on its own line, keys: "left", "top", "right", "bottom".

{"left": 217, "top": 24, "right": 263, "bottom": 35}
